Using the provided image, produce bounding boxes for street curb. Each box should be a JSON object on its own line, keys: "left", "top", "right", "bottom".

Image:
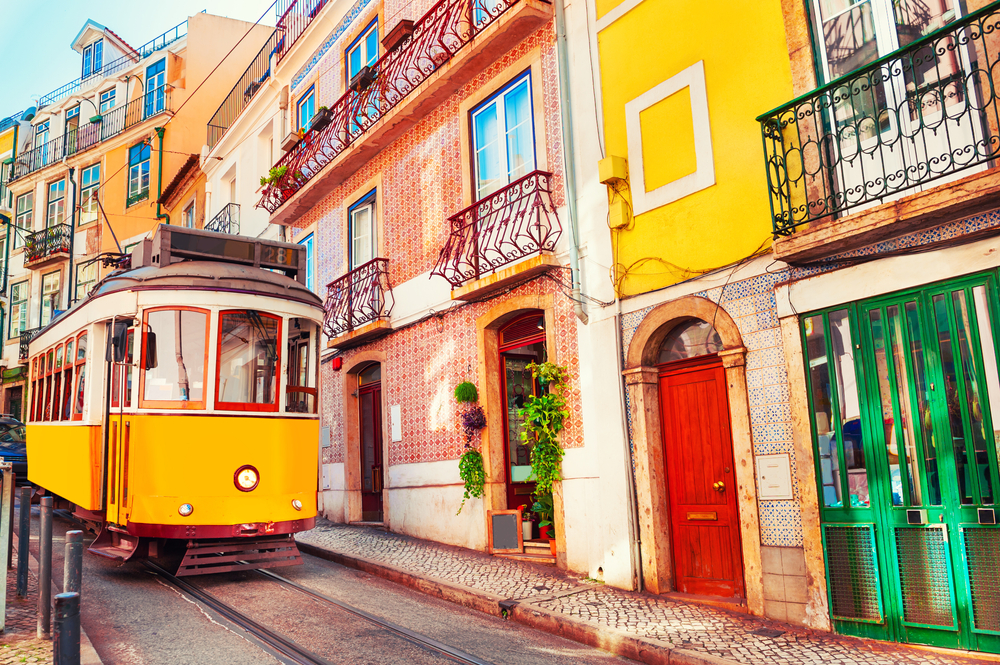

{"left": 296, "top": 540, "right": 741, "bottom": 665}
{"left": 13, "top": 530, "right": 103, "bottom": 665}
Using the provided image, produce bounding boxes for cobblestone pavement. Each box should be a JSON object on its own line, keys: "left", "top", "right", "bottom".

{"left": 298, "top": 519, "right": 986, "bottom": 665}
{"left": 0, "top": 547, "right": 53, "bottom": 665}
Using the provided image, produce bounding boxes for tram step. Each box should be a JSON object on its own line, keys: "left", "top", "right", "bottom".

{"left": 176, "top": 535, "right": 303, "bottom": 577}
{"left": 88, "top": 525, "right": 142, "bottom": 561}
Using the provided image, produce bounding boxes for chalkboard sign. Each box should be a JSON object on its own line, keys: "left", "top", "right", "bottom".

{"left": 487, "top": 509, "right": 523, "bottom": 554}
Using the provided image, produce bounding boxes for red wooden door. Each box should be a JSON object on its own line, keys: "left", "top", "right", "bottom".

{"left": 659, "top": 356, "right": 744, "bottom": 598}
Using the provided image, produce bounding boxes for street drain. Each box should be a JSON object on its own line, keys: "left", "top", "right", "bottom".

{"left": 750, "top": 628, "right": 786, "bottom": 638}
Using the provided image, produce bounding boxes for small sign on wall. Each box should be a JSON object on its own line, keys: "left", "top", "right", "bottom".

{"left": 756, "top": 453, "right": 793, "bottom": 500}
{"left": 320, "top": 426, "right": 331, "bottom": 448}
{"left": 390, "top": 405, "right": 402, "bottom": 442}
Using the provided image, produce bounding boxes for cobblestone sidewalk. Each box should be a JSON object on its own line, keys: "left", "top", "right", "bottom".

{"left": 297, "top": 519, "right": 988, "bottom": 665}
{"left": 0, "top": 545, "right": 52, "bottom": 665}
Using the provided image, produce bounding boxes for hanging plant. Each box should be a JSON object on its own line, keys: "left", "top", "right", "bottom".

{"left": 454, "top": 381, "right": 478, "bottom": 403}
{"left": 456, "top": 401, "right": 487, "bottom": 514}
{"left": 518, "top": 361, "right": 570, "bottom": 496}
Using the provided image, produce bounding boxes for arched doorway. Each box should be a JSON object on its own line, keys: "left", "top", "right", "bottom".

{"left": 498, "top": 311, "right": 546, "bottom": 510}
{"left": 357, "top": 362, "right": 383, "bottom": 522}
{"left": 656, "top": 319, "right": 745, "bottom": 598}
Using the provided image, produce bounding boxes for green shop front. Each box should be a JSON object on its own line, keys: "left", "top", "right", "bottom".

{"left": 803, "top": 270, "right": 1000, "bottom": 654}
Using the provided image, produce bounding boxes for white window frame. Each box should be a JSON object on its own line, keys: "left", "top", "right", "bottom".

{"left": 470, "top": 71, "right": 537, "bottom": 201}
{"left": 47, "top": 180, "right": 66, "bottom": 228}
{"left": 9, "top": 281, "right": 28, "bottom": 339}
{"left": 83, "top": 39, "right": 103, "bottom": 78}
{"left": 14, "top": 193, "right": 32, "bottom": 249}
{"left": 348, "top": 192, "right": 376, "bottom": 270}
{"left": 347, "top": 20, "right": 379, "bottom": 83}
{"left": 80, "top": 164, "right": 100, "bottom": 226}
{"left": 99, "top": 89, "right": 116, "bottom": 113}
{"left": 76, "top": 262, "right": 98, "bottom": 302}
{"left": 127, "top": 143, "right": 151, "bottom": 205}
{"left": 299, "top": 233, "right": 315, "bottom": 292}
{"left": 183, "top": 201, "right": 196, "bottom": 228}
{"left": 40, "top": 270, "right": 61, "bottom": 328}
{"left": 297, "top": 87, "right": 315, "bottom": 131}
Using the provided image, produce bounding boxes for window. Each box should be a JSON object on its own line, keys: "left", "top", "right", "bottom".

{"left": 145, "top": 59, "right": 166, "bottom": 116}
{"left": 99, "top": 89, "right": 116, "bottom": 113}
{"left": 80, "top": 164, "right": 100, "bottom": 225}
{"left": 46, "top": 180, "right": 66, "bottom": 227}
{"left": 471, "top": 72, "right": 535, "bottom": 200}
{"left": 35, "top": 121, "right": 49, "bottom": 149}
{"left": 36, "top": 121, "right": 50, "bottom": 168}
{"left": 657, "top": 319, "right": 723, "bottom": 363}
{"left": 76, "top": 262, "right": 98, "bottom": 301}
{"left": 40, "top": 271, "right": 61, "bottom": 328}
{"left": 183, "top": 202, "right": 195, "bottom": 228}
{"left": 82, "top": 39, "right": 103, "bottom": 78}
{"left": 297, "top": 86, "right": 315, "bottom": 131}
{"left": 65, "top": 106, "right": 80, "bottom": 152}
{"left": 141, "top": 308, "right": 208, "bottom": 408}
{"left": 14, "top": 193, "right": 32, "bottom": 249}
{"left": 73, "top": 332, "right": 87, "bottom": 419}
{"left": 299, "top": 234, "right": 315, "bottom": 291}
{"left": 127, "top": 143, "right": 151, "bottom": 205}
{"left": 347, "top": 20, "right": 379, "bottom": 83}
{"left": 348, "top": 191, "right": 376, "bottom": 269}
{"left": 286, "top": 317, "right": 319, "bottom": 413}
{"left": 61, "top": 338, "right": 74, "bottom": 420}
{"left": 111, "top": 328, "right": 134, "bottom": 410}
{"left": 216, "top": 310, "right": 281, "bottom": 411}
{"left": 229, "top": 177, "right": 237, "bottom": 203}
{"left": 8, "top": 281, "right": 27, "bottom": 339}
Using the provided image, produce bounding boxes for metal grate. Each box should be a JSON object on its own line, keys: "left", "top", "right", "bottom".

{"left": 962, "top": 527, "right": 1000, "bottom": 633}
{"left": 894, "top": 527, "right": 954, "bottom": 627}
{"left": 824, "top": 525, "right": 882, "bottom": 622}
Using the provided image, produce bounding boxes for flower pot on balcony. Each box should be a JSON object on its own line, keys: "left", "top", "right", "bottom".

{"left": 309, "top": 107, "right": 332, "bottom": 133}
{"left": 349, "top": 65, "right": 376, "bottom": 93}
{"left": 280, "top": 132, "right": 300, "bottom": 152}
{"left": 382, "top": 19, "right": 415, "bottom": 51}
{"left": 89, "top": 115, "right": 102, "bottom": 124}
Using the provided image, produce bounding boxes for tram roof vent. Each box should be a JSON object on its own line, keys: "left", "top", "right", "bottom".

{"left": 147, "top": 224, "right": 307, "bottom": 285}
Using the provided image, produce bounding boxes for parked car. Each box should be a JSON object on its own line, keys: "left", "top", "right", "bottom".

{"left": 0, "top": 416, "right": 22, "bottom": 436}
{"left": 0, "top": 425, "right": 27, "bottom": 481}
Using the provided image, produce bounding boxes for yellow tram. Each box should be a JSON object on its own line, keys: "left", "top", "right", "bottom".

{"left": 25, "top": 225, "right": 323, "bottom": 575}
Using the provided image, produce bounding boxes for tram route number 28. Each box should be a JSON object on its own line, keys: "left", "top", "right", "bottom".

{"left": 261, "top": 246, "right": 298, "bottom": 267}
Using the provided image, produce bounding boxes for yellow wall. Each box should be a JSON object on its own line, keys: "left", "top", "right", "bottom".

{"left": 0, "top": 126, "right": 14, "bottom": 161}
{"left": 598, "top": 0, "right": 794, "bottom": 296}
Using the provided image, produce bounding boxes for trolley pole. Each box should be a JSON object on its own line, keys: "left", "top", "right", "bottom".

{"left": 53, "top": 592, "right": 80, "bottom": 665}
{"left": 64, "top": 531, "right": 83, "bottom": 594}
{"left": 17, "top": 485, "right": 30, "bottom": 597}
{"left": 38, "top": 495, "right": 53, "bottom": 638}
{"left": 0, "top": 460, "right": 12, "bottom": 633}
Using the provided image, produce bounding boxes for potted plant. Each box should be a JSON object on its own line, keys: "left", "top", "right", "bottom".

{"left": 456, "top": 395, "right": 487, "bottom": 514}
{"left": 532, "top": 493, "right": 556, "bottom": 555}
{"left": 519, "top": 505, "right": 533, "bottom": 542}
{"left": 349, "top": 65, "right": 377, "bottom": 93}
{"left": 259, "top": 165, "right": 289, "bottom": 188}
{"left": 310, "top": 105, "right": 332, "bottom": 133}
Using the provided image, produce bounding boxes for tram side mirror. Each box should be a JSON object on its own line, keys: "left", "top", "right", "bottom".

{"left": 107, "top": 323, "right": 129, "bottom": 363}
{"left": 143, "top": 332, "right": 158, "bottom": 370}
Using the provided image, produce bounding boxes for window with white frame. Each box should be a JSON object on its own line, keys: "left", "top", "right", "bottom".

{"left": 471, "top": 71, "right": 535, "bottom": 200}
{"left": 145, "top": 59, "right": 166, "bottom": 117}
{"left": 127, "top": 143, "right": 150, "bottom": 205}
{"left": 36, "top": 121, "right": 50, "bottom": 167}
{"left": 66, "top": 106, "right": 80, "bottom": 140}
{"left": 99, "top": 89, "right": 116, "bottom": 113}
{"left": 82, "top": 39, "right": 104, "bottom": 78}
{"left": 14, "top": 193, "right": 32, "bottom": 249}
{"left": 348, "top": 191, "right": 376, "bottom": 270}
{"left": 299, "top": 233, "right": 315, "bottom": 292}
{"left": 347, "top": 20, "right": 378, "bottom": 83}
{"left": 298, "top": 86, "right": 315, "bottom": 130}
{"left": 40, "top": 271, "right": 61, "bottom": 328}
{"left": 35, "top": 121, "right": 49, "bottom": 149}
{"left": 47, "top": 180, "right": 66, "bottom": 228}
{"left": 8, "top": 281, "right": 27, "bottom": 339}
{"left": 76, "top": 262, "right": 98, "bottom": 301}
{"left": 80, "top": 164, "right": 100, "bottom": 225}
{"left": 183, "top": 201, "right": 195, "bottom": 228}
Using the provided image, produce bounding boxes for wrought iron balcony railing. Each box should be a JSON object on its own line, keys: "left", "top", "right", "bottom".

{"left": 758, "top": 3, "right": 1000, "bottom": 236}
{"left": 208, "top": 31, "right": 280, "bottom": 149}
{"left": 10, "top": 88, "right": 171, "bottom": 183}
{"left": 19, "top": 327, "right": 42, "bottom": 362}
{"left": 432, "top": 170, "right": 561, "bottom": 287}
{"left": 38, "top": 18, "right": 190, "bottom": 108}
{"left": 25, "top": 224, "right": 72, "bottom": 265}
{"left": 258, "top": 0, "right": 524, "bottom": 213}
{"left": 275, "top": 0, "right": 331, "bottom": 62}
{"left": 205, "top": 203, "right": 241, "bottom": 234}
{"left": 323, "top": 258, "right": 394, "bottom": 338}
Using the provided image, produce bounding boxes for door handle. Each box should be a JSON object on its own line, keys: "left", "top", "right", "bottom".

{"left": 713, "top": 481, "right": 725, "bottom": 492}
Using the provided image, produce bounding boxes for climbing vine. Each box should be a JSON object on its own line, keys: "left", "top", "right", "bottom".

{"left": 519, "top": 362, "right": 570, "bottom": 496}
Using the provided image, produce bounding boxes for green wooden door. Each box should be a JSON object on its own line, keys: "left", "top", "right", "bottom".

{"left": 804, "top": 271, "right": 1000, "bottom": 653}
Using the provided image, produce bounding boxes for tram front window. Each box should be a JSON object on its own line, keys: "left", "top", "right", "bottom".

{"left": 286, "top": 318, "right": 319, "bottom": 414}
{"left": 217, "top": 311, "right": 280, "bottom": 409}
{"left": 142, "top": 309, "right": 207, "bottom": 407}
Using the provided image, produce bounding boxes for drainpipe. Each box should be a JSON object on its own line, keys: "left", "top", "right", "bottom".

{"left": 155, "top": 127, "right": 169, "bottom": 226}
{"left": 67, "top": 167, "right": 76, "bottom": 309}
{"left": 554, "top": 0, "right": 587, "bottom": 324}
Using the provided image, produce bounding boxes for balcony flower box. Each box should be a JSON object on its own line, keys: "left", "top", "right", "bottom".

{"left": 382, "top": 20, "right": 415, "bottom": 51}
{"left": 348, "top": 66, "right": 376, "bottom": 93}
{"left": 309, "top": 107, "right": 332, "bottom": 133}
{"left": 280, "top": 132, "right": 300, "bottom": 152}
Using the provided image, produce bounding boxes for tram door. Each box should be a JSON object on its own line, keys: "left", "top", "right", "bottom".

{"left": 357, "top": 363, "right": 383, "bottom": 522}
{"left": 106, "top": 327, "right": 135, "bottom": 526}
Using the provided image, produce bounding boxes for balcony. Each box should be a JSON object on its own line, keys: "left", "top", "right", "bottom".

{"left": 24, "top": 224, "right": 72, "bottom": 268}
{"left": 205, "top": 203, "right": 241, "bottom": 235}
{"left": 758, "top": 3, "right": 1000, "bottom": 263}
{"left": 324, "top": 258, "right": 394, "bottom": 349}
{"left": 10, "top": 88, "right": 172, "bottom": 183}
{"left": 432, "top": 170, "right": 561, "bottom": 299}
{"left": 208, "top": 31, "right": 280, "bottom": 149}
{"left": 259, "top": 0, "right": 553, "bottom": 223}
{"left": 275, "top": 0, "right": 331, "bottom": 62}
{"left": 19, "top": 328, "right": 42, "bottom": 362}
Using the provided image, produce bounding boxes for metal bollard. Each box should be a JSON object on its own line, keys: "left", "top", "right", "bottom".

{"left": 7, "top": 473, "right": 13, "bottom": 570}
{"left": 53, "top": 592, "right": 81, "bottom": 665}
{"left": 63, "top": 531, "right": 83, "bottom": 595}
{"left": 17, "top": 486, "right": 30, "bottom": 598}
{"left": 37, "top": 495, "right": 52, "bottom": 639}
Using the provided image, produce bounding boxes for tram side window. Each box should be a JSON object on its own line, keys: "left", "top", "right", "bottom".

{"left": 74, "top": 332, "right": 87, "bottom": 419}
{"left": 286, "top": 318, "right": 319, "bottom": 414}
{"left": 62, "top": 339, "right": 74, "bottom": 420}
{"left": 141, "top": 309, "right": 207, "bottom": 407}
{"left": 217, "top": 310, "right": 280, "bottom": 411}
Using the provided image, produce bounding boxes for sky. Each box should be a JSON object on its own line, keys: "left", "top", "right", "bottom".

{"left": 0, "top": 0, "right": 276, "bottom": 119}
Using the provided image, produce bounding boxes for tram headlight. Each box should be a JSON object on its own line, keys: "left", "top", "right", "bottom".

{"left": 235, "top": 465, "right": 260, "bottom": 492}
{"left": 292, "top": 499, "right": 302, "bottom": 511}
{"left": 178, "top": 504, "right": 194, "bottom": 517}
